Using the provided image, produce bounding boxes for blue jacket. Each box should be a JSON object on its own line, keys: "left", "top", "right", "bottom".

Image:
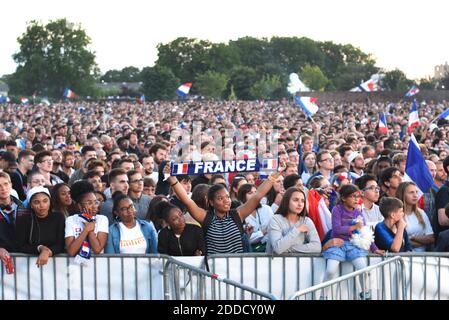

{"left": 105, "top": 219, "right": 158, "bottom": 254}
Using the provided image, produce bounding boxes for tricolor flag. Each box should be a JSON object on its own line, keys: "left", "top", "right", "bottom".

{"left": 378, "top": 113, "right": 388, "bottom": 135}
{"left": 174, "top": 163, "right": 189, "bottom": 175}
{"left": 263, "top": 159, "right": 278, "bottom": 171}
{"left": 294, "top": 96, "right": 319, "bottom": 117}
{"left": 307, "top": 189, "right": 332, "bottom": 241}
{"left": 438, "top": 109, "right": 449, "bottom": 121}
{"left": 350, "top": 78, "right": 377, "bottom": 92}
{"left": 408, "top": 100, "right": 420, "bottom": 133}
{"left": 404, "top": 134, "right": 434, "bottom": 198}
{"left": 177, "top": 83, "right": 192, "bottom": 97}
{"left": 63, "top": 88, "right": 76, "bottom": 99}
{"left": 137, "top": 94, "right": 145, "bottom": 103}
{"left": 405, "top": 85, "right": 420, "bottom": 97}
{"left": 20, "top": 97, "right": 29, "bottom": 105}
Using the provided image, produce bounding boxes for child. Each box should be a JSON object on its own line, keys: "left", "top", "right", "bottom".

{"left": 322, "top": 184, "right": 384, "bottom": 300}
{"left": 375, "top": 197, "right": 412, "bottom": 252}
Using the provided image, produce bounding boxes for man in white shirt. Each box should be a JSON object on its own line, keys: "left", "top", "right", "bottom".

{"left": 355, "top": 174, "right": 384, "bottom": 230}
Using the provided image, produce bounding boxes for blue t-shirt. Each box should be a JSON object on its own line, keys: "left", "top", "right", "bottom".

{"left": 374, "top": 222, "right": 412, "bottom": 252}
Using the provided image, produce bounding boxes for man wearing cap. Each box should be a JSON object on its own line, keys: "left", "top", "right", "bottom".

{"left": 348, "top": 151, "right": 365, "bottom": 180}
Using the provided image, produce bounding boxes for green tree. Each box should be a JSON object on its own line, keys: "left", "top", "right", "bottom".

{"left": 196, "top": 71, "right": 228, "bottom": 99}
{"left": 9, "top": 19, "right": 99, "bottom": 97}
{"left": 333, "top": 63, "right": 379, "bottom": 91}
{"left": 228, "top": 66, "right": 258, "bottom": 100}
{"left": 418, "top": 77, "right": 437, "bottom": 90}
{"left": 300, "top": 64, "right": 329, "bottom": 91}
{"left": 382, "top": 69, "right": 414, "bottom": 91}
{"left": 250, "top": 75, "right": 282, "bottom": 100}
{"left": 101, "top": 69, "right": 122, "bottom": 82}
{"left": 140, "top": 66, "right": 179, "bottom": 100}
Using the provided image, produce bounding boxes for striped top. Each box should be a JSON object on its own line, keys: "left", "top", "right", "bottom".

{"left": 205, "top": 211, "right": 244, "bottom": 254}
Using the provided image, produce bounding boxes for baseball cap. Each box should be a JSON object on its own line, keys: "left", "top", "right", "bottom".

{"left": 348, "top": 151, "right": 362, "bottom": 163}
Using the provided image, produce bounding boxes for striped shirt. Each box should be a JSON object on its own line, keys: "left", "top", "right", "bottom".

{"left": 205, "top": 212, "right": 244, "bottom": 254}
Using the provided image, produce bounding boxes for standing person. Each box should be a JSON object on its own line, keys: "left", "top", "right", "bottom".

{"left": 355, "top": 175, "right": 384, "bottom": 231}
{"left": 15, "top": 187, "right": 65, "bottom": 267}
{"left": 166, "top": 163, "right": 285, "bottom": 255}
{"left": 396, "top": 182, "right": 434, "bottom": 252}
{"left": 65, "top": 181, "right": 109, "bottom": 265}
{"left": 34, "top": 151, "right": 63, "bottom": 186}
{"left": 105, "top": 193, "right": 158, "bottom": 254}
{"left": 434, "top": 156, "right": 449, "bottom": 241}
{"left": 238, "top": 184, "right": 273, "bottom": 252}
{"left": 267, "top": 187, "right": 321, "bottom": 254}
{"left": 99, "top": 168, "right": 129, "bottom": 224}
{"left": 322, "top": 184, "right": 384, "bottom": 300}
{"left": 379, "top": 167, "right": 402, "bottom": 200}
{"left": 127, "top": 170, "right": 152, "bottom": 220}
{"left": 157, "top": 202, "right": 205, "bottom": 256}
{"left": 300, "top": 151, "right": 317, "bottom": 185}
{"left": 375, "top": 197, "right": 412, "bottom": 252}
{"left": 0, "top": 172, "right": 27, "bottom": 268}
{"left": 51, "top": 183, "right": 76, "bottom": 218}
{"left": 12, "top": 150, "right": 35, "bottom": 201}
{"left": 149, "top": 143, "right": 168, "bottom": 173}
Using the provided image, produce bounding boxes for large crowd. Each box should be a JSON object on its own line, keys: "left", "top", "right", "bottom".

{"left": 1, "top": 98, "right": 449, "bottom": 297}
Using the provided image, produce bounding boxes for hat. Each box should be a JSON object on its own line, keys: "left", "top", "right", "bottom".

{"left": 429, "top": 123, "right": 438, "bottom": 133}
{"left": 348, "top": 151, "right": 362, "bottom": 163}
{"left": 26, "top": 186, "right": 51, "bottom": 204}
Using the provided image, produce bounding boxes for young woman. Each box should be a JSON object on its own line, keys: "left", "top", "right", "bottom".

{"left": 301, "top": 151, "right": 317, "bottom": 185}
{"left": 16, "top": 186, "right": 65, "bottom": 267}
{"left": 51, "top": 183, "right": 76, "bottom": 218}
{"left": 267, "top": 187, "right": 321, "bottom": 254}
{"left": 65, "top": 181, "right": 109, "bottom": 264}
{"left": 157, "top": 202, "right": 205, "bottom": 256}
{"left": 238, "top": 184, "right": 273, "bottom": 252}
{"left": 396, "top": 182, "right": 434, "bottom": 252}
{"left": 105, "top": 193, "right": 158, "bottom": 254}
{"left": 165, "top": 163, "right": 285, "bottom": 255}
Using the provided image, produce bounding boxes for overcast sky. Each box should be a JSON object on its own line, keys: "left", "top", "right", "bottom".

{"left": 1, "top": 0, "right": 447, "bottom": 79}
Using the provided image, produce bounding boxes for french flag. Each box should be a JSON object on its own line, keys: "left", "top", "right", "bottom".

{"left": 174, "top": 163, "right": 189, "bottom": 175}
{"left": 177, "top": 83, "right": 192, "bottom": 97}
{"left": 307, "top": 189, "right": 332, "bottom": 241}
{"left": 405, "top": 85, "right": 420, "bottom": 97}
{"left": 294, "top": 96, "right": 319, "bottom": 117}
{"left": 408, "top": 100, "right": 420, "bottom": 133}
{"left": 264, "top": 159, "right": 278, "bottom": 170}
{"left": 20, "top": 97, "right": 29, "bottom": 104}
{"left": 378, "top": 113, "right": 388, "bottom": 135}
{"left": 63, "top": 88, "right": 76, "bottom": 99}
{"left": 438, "top": 109, "right": 449, "bottom": 121}
{"left": 138, "top": 94, "right": 145, "bottom": 103}
{"left": 404, "top": 134, "right": 434, "bottom": 197}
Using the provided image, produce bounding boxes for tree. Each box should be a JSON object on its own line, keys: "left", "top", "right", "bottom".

{"left": 250, "top": 75, "right": 282, "bottom": 100}
{"left": 228, "top": 66, "right": 258, "bottom": 100}
{"left": 196, "top": 71, "right": 228, "bottom": 99}
{"left": 418, "top": 77, "right": 437, "bottom": 90}
{"left": 382, "top": 69, "right": 414, "bottom": 91}
{"left": 140, "top": 66, "right": 179, "bottom": 100}
{"left": 300, "top": 64, "right": 329, "bottom": 91}
{"left": 9, "top": 19, "right": 99, "bottom": 97}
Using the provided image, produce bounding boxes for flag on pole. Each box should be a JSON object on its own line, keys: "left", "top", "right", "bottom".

{"left": 350, "top": 79, "right": 377, "bottom": 92}
{"left": 294, "top": 96, "right": 319, "bottom": 117}
{"left": 0, "top": 95, "right": 9, "bottom": 103}
{"left": 404, "top": 134, "right": 434, "bottom": 197}
{"left": 177, "top": 83, "right": 192, "bottom": 97}
{"left": 307, "top": 189, "right": 332, "bottom": 241}
{"left": 63, "top": 88, "right": 76, "bottom": 99}
{"left": 137, "top": 94, "right": 145, "bottom": 103}
{"left": 20, "top": 97, "right": 29, "bottom": 105}
{"left": 405, "top": 85, "right": 420, "bottom": 97}
{"left": 378, "top": 113, "right": 388, "bottom": 135}
{"left": 437, "top": 109, "right": 449, "bottom": 121}
{"left": 407, "top": 100, "right": 420, "bottom": 133}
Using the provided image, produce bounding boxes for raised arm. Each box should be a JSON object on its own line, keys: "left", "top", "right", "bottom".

{"left": 165, "top": 164, "right": 207, "bottom": 224}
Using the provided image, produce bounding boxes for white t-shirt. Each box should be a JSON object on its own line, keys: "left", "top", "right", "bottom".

{"left": 65, "top": 214, "right": 109, "bottom": 253}
{"left": 118, "top": 222, "right": 147, "bottom": 254}
{"left": 361, "top": 203, "right": 384, "bottom": 231}
{"left": 405, "top": 209, "right": 434, "bottom": 252}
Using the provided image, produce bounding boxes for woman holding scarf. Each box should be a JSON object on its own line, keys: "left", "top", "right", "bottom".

{"left": 65, "top": 180, "right": 109, "bottom": 265}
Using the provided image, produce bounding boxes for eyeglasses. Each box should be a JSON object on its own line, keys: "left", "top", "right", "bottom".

{"left": 363, "top": 186, "right": 380, "bottom": 192}
{"left": 40, "top": 159, "right": 53, "bottom": 164}
{"left": 118, "top": 204, "right": 135, "bottom": 213}
{"left": 130, "top": 178, "right": 144, "bottom": 184}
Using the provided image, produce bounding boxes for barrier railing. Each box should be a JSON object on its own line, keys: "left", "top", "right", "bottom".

{"left": 163, "top": 258, "right": 276, "bottom": 300}
{"left": 288, "top": 256, "right": 406, "bottom": 300}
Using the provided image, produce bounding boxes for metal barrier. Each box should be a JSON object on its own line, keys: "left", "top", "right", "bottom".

{"left": 163, "top": 257, "right": 276, "bottom": 300}
{"left": 288, "top": 256, "right": 406, "bottom": 300}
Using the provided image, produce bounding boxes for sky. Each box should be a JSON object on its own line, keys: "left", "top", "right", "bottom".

{"left": 1, "top": 0, "right": 447, "bottom": 80}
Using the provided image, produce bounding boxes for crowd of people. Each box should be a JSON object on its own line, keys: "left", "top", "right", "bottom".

{"left": 0, "top": 98, "right": 449, "bottom": 279}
